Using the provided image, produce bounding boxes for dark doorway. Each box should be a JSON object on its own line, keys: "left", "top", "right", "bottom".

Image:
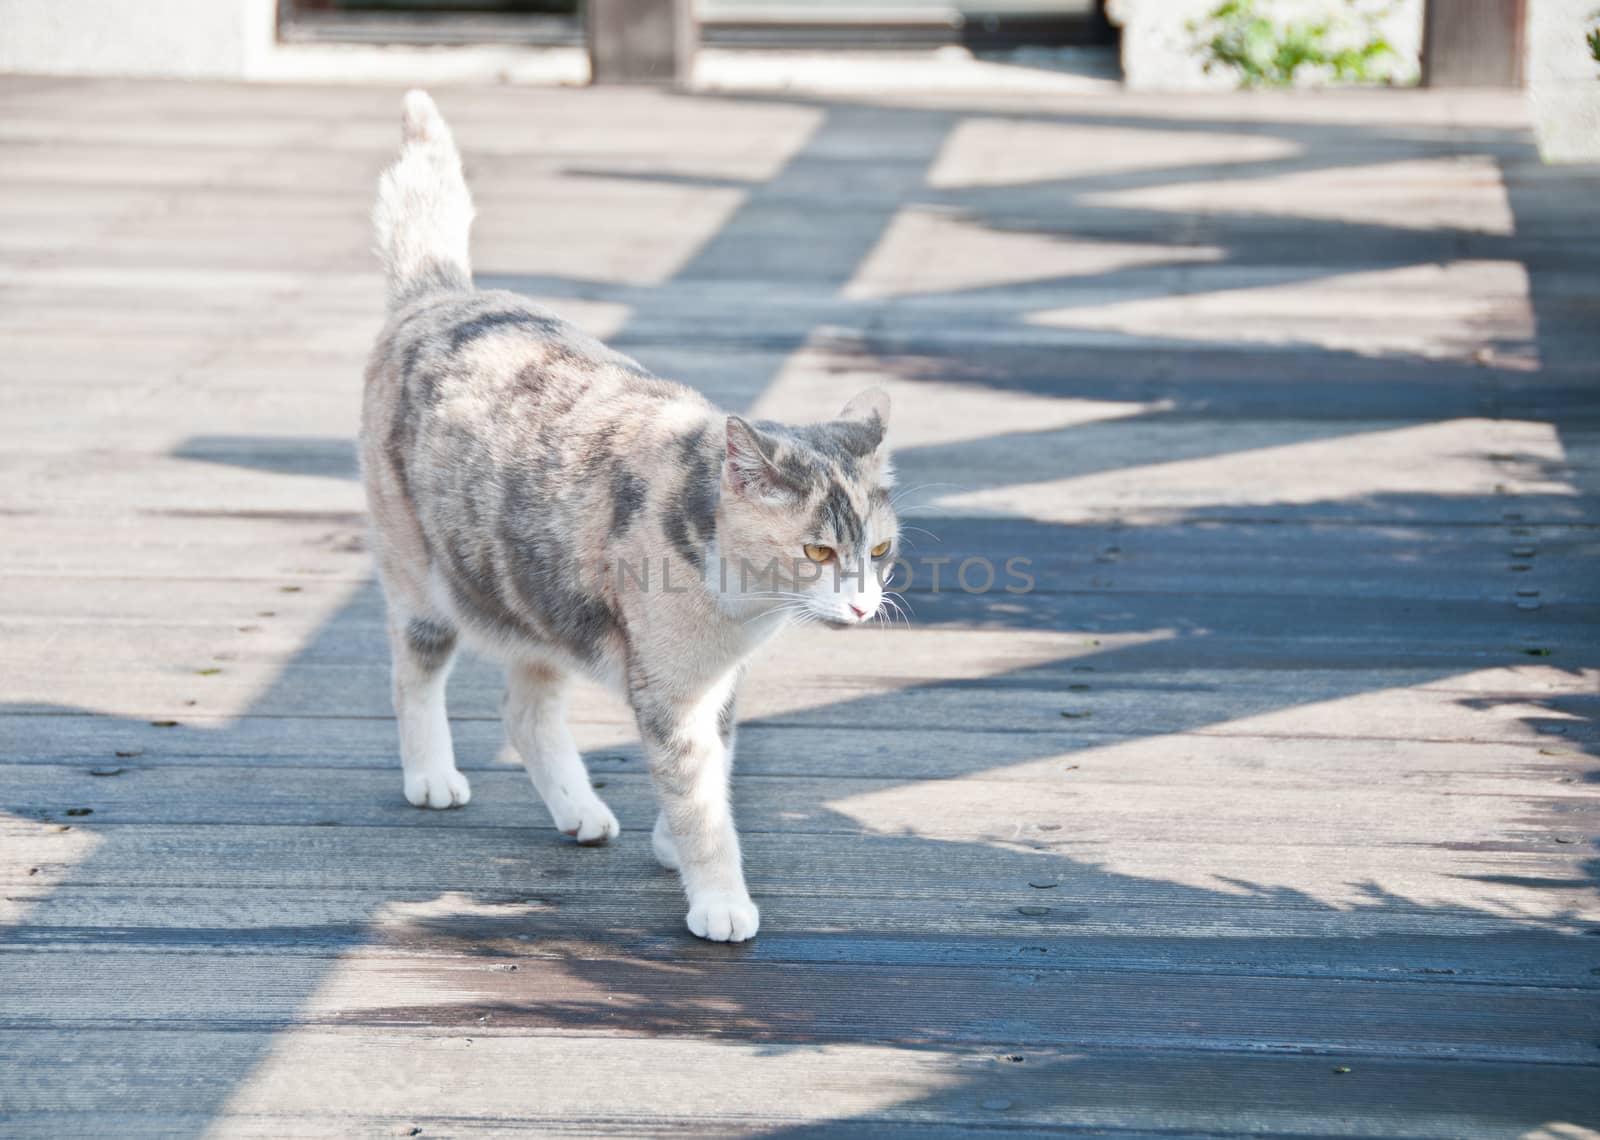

{"left": 277, "top": 0, "right": 1118, "bottom": 50}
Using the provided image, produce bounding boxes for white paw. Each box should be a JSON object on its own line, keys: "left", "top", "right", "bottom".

{"left": 553, "top": 795, "right": 620, "bottom": 846}
{"left": 404, "top": 767, "right": 471, "bottom": 809}
{"left": 686, "top": 893, "right": 760, "bottom": 942}
{"left": 651, "top": 815, "right": 680, "bottom": 870}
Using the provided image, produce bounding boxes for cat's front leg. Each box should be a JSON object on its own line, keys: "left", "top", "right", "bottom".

{"left": 631, "top": 673, "right": 757, "bottom": 942}
{"left": 388, "top": 614, "right": 471, "bottom": 809}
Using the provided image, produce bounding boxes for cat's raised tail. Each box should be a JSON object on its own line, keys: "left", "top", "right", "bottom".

{"left": 373, "top": 90, "right": 476, "bottom": 311}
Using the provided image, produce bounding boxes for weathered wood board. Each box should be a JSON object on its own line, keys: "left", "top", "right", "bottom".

{"left": 0, "top": 74, "right": 1595, "bottom": 1140}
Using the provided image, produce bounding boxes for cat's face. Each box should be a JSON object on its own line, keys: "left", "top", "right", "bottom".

{"left": 716, "top": 388, "right": 897, "bottom": 627}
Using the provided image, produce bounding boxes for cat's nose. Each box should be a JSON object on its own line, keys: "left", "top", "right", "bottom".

{"left": 848, "top": 603, "right": 867, "bottom": 618}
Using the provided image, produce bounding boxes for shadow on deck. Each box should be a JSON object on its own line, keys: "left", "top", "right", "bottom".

{"left": 2, "top": 85, "right": 1598, "bottom": 1137}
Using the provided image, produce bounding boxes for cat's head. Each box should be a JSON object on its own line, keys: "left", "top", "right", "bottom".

{"left": 715, "top": 388, "right": 898, "bottom": 627}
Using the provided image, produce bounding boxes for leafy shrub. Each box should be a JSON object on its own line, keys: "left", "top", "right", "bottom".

{"left": 1191, "top": 0, "right": 1403, "bottom": 88}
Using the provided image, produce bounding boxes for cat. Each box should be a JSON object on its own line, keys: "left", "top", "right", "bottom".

{"left": 362, "top": 92, "right": 899, "bottom": 942}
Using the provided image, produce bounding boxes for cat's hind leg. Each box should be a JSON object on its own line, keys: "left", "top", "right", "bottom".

{"left": 388, "top": 613, "right": 471, "bottom": 809}
{"left": 651, "top": 811, "right": 681, "bottom": 870}
{"left": 504, "top": 660, "right": 620, "bottom": 845}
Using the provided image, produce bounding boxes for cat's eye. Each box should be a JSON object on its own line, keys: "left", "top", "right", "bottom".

{"left": 870, "top": 540, "right": 892, "bottom": 559}
{"left": 803, "top": 543, "right": 835, "bottom": 564}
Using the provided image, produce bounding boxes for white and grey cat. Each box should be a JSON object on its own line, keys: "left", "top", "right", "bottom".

{"left": 362, "top": 92, "right": 899, "bottom": 941}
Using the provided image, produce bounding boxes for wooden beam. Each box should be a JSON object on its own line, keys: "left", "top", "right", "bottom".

{"left": 587, "top": 0, "right": 696, "bottom": 86}
{"left": 1423, "top": 0, "right": 1526, "bottom": 87}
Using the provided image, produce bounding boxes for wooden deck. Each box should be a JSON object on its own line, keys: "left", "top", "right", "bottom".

{"left": 1, "top": 76, "right": 1597, "bottom": 1138}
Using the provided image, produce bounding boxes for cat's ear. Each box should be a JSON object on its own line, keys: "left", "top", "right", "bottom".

{"left": 725, "top": 416, "right": 798, "bottom": 502}
{"left": 837, "top": 387, "right": 889, "bottom": 454}
{"left": 839, "top": 387, "right": 890, "bottom": 430}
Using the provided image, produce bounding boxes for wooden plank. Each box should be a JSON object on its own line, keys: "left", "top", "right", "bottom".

{"left": 0, "top": 1112, "right": 1191, "bottom": 1140}
{"left": 4, "top": 569, "right": 1598, "bottom": 643}
{"left": 5, "top": 762, "right": 1595, "bottom": 849}
{"left": 2, "top": 581, "right": 1592, "bottom": 655}
{"left": 5, "top": 607, "right": 1593, "bottom": 692}
{"left": 5, "top": 823, "right": 1591, "bottom": 923}
{"left": 6, "top": 884, "right": 1594, "bottom": 986}
{"left": 1423, "top": 0, "right": 1527, "bottom": 88}
{"left": 1, "top": 1031, "right": 1594, "bottom": 1138}
{"left": 1, "top": 660, "right": 1590, "bottom": 748}
{"left": 2, "top": 711, "right": 1588, "bottom": 792}
{"left": 587, "top": 0, "right": 697, "bottom": 86}
{"left": 5, "top": 513, "right": 1597, "bottom": 603}
{"left": 0, "top": 947, "right": 1590, "bottom": 1063}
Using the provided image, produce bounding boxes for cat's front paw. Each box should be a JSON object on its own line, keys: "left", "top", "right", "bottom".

{"left": 404, "top": 768, "right": 471, "bottom": 809}
{"left": 555, "top": 796, "right": 620, "bottom": 846}
{"left": 686, "top": 893, "right": 760, "bottom": 942}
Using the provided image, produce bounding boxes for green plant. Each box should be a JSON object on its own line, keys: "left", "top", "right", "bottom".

{"left": 1190, "top": 0, "right": 1400, "bottom": 88}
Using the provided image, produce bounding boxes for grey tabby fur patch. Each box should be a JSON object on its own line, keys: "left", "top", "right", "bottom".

{"left": 365, "top": 282, "right": 892, "bottom": 674}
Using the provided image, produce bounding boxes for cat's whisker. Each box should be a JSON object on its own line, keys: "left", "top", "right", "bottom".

{"left": 896, "top": 525, "right": 941, "bottom": 548}
{"left": 740, "top": 601, "right": 812, "bottom": 625}
{"left": 736, "top": 601, "right": 811, "bottom": 618}
{"left": 889, "top": 481, "right": 960, "bottom": 506}
{"left": 888, "top": 484, "right": 964, "bottom": 519}
{"left": 740, "top": 603, "right": 797, "bottom": 619}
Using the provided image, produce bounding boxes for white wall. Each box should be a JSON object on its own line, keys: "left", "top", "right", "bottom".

{"left": 1528, "top": 0, "right": 1600, "bottom": 161}
{"left": 0, "top": 0, "right": 277, "bottom": 79}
